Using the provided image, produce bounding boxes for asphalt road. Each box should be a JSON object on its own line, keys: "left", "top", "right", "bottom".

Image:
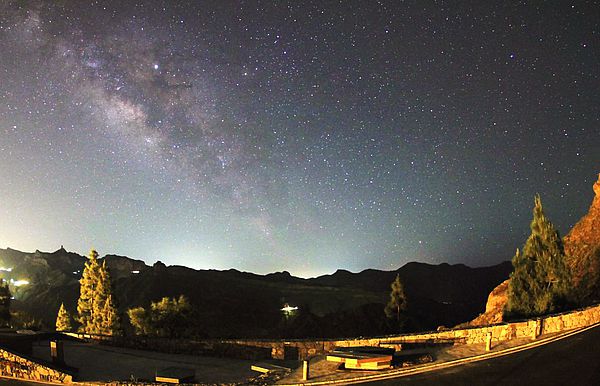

{"left": 368, "top": 324, "right": 600, "bottom": 386}
{"left": 0, "top": 380, "right": 39, "bottom": 386}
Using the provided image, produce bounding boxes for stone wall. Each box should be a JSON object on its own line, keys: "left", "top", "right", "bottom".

{"left": 66, "top": 333, "right": 274, "bottom": 360}
{"left": 0, "top": 346, "right": 74, "bottom": 383}
{"left": 222, "top": 303, "right": 600, "bottom": 360}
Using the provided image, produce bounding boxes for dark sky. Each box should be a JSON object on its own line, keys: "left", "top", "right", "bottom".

{"left": 0, "top": 1, "right": 598, "bottom": 277}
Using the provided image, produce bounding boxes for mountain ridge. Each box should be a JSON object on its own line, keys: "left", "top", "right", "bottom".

{"left": 0, "top": 246, "right": 511, "bottom": 338}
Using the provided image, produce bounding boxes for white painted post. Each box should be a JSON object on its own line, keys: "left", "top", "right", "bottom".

{"left": 485, "top": 332, "right": 492, "bottom": 351}
{"left": 532, "top": 319, "right": 541, "bottom": 339}
{"left": 50, "top": 340, "right": 64, "bottom": 364}
{"left": 302, "top": 360, "right": 309, "bottom": 381}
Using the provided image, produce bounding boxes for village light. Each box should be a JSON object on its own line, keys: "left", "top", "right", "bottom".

{"left": 281, "top": 304, "right": 299, "bottom": 313}
{"left": 10, "top": 279, "right": 29, "bottom": 287}
{"left": 281, "top": 304, "right": 299, "bottom": 319}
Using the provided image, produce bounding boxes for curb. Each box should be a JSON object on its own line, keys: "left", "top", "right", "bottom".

{"left": 278, "top": 322, "right": 600, "bottom": 385}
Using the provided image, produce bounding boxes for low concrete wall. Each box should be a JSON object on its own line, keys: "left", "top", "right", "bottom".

{"left": 222, "top": 303, "right": 600, "bottom": 360}
{"left": 0, "top": 346, "right": 74, "bottom": 383}
{"left": 65, "top": 333, "right": 274, "bottom": 360}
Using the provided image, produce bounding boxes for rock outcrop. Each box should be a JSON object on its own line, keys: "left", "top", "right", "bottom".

{"left": 564, "top": 173, "right": 600, "bottom": 302}
{"left": 470, "top": 173, "right": 600, "bottom": 326}
{"left": 564, "top": 173, "right": 600, "bottom": 257}
{"left": 469, "top": 279, "right": 509, "bottom": 326}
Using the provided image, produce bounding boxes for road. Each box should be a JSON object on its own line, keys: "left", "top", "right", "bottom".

{"left": 367, "top": 324, "right": 600, "bottom": 385}
{"left": 0, "top": 380, "right": 40, "bottom": 386}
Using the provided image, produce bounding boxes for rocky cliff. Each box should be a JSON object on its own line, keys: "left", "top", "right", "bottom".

{"left": 564, "top": 173, "right": 600, "bottom": 302}
{"left": 564, "top": 173, "right": 600, "bottom": 255}
{"left": 468, "top": 279, "right": 509, "bottom": 326}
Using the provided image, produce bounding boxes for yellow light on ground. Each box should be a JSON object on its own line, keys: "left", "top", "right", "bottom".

{"left": 0, "top": 267, "right": 12, "bottom": 272}
{"left": 10, "top": 279, "right": 29, "bottom": 287}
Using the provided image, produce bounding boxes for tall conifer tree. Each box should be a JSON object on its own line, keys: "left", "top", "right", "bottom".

{"left": 0, "top": 279, "right": 11, "bottom": 327}
{"left": 101, "top": 294, "right": 120, "bottom": 335}
{"left": 506, "top": 195, "right": 571, "bottom": 318}
{"left": 77, "top": 249, "right": 120, "bottom": 335}
{"left": 77, "top": 249, "right": 100, "bottom": 333}
{"left": 385, "top": 274, "right": 408, "bottom": 323}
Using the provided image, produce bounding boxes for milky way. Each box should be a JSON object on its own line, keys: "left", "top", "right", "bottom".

{"left": 0, "top": 1, "right": 598, "bottom": 277}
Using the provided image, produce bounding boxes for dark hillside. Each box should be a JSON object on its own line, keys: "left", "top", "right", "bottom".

{"left": 0, "top": 247, "right": 510, "bottom": 337}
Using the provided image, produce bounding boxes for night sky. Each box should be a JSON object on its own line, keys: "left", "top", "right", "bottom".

{"left": 0, "top": 1, "right": 598, "bottom": 277}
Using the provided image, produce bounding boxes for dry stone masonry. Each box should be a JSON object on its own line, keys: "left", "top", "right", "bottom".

{"left": 0, "top": 347, "right": 73, "bottom": 383}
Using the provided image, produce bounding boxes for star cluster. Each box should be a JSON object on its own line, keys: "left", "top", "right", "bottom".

{"left": 0, "top": 1, "right": 598, "bottom": 277}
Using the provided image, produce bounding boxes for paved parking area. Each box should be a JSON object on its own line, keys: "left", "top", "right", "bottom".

{"left": 32, "top": 340, "right": 256, "bottom": 384}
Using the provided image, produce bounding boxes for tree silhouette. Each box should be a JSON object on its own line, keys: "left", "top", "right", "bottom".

{"left": 127, "top": 306, "right": 151, "bottom": 335}
{"left": 128, "top": 295, "right": 193, "bottom": 338}
{"left": 0, "top": 279, "right": 11, "bottom": 327}
{"left": 77, "top": 249, "right": 120, "bottom": 335}
{"left": 385, "top": 274, "right": 408, "bottom": 324}
{"left": 100, "top": 294, "right": 120, "bottom": 335}
{"left": 506, "top": 195, "right": 571, "bottom": 318}
{"left": 55, "top": 303, "right": 73, "bottom": 332}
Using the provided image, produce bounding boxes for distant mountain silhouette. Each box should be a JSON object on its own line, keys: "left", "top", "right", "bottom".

{"left": 0, "top": 247, "right": 510, "bottom": 338}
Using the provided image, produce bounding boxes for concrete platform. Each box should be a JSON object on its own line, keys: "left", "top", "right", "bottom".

{"left": 155, "top": 366, "right": 195, "bottom": 383}
{"left": 326, "top": 352, "right": 392, "bottom": 370}
{"left": 326, "top": 346, "right": 394, "bottom": 370}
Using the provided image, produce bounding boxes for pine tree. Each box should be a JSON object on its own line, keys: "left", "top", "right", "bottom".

{"left": 77, "top": 249, "right": 100, "bottom": 333}
{"left": 56, "top": 303, "right": 73, "bottom": 332}
{"left": 77, "top": 249, "right": 120, "bottom": 335}
{"left": 506, "top": 195, "right": 572, "bottom": 318}
{"left": 100, "top": 294, "right": 120, "bottom": 335}
{"left": 91, "top": 261, "right": 118, "bottom": 335}
{"left": 0, "top": 279, "right": 11, "bottom": 327}
{"left": 385, "top": 274, "right": 408, "bottom": 323}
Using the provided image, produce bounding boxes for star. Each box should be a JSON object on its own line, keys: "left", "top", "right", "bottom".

{"left": 0, "top": 1, "right": 597, "bottom": 276}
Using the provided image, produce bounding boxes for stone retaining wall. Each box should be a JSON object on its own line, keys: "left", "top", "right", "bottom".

{"left": 222, "top": 303, "right": 600, "bottom": 360}
{"left": 0, "top": 347, "right": 74, "bottom": 383}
